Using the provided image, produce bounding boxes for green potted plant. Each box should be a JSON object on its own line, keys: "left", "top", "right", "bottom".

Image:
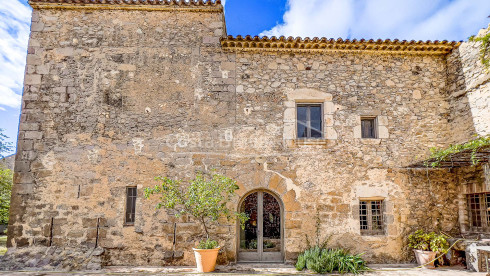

{"left": 144, "top": 172, "right": 248, "bottom": 272}
{"left": 408, "top": 230, "right": 449, "bottom": 268}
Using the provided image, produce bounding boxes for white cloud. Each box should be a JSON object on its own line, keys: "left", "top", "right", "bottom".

{"left": 0, "top": 0, "right": 31, "bottom": 109}
{"left": 0, "top": 87, "right": 22, "bottom": 108}
{"left": 261, "top": 0, "right": 490, "bottom": 41}
{"left": 262, "top": 0, "right": 355, "bottom": 38}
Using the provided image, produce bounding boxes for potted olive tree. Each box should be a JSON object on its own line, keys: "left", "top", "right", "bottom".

{"left": 408, "top": 230, "right": 449, "bottom": 268}
{"left": 144, "top": 172, "right": 248, "bottom": 273}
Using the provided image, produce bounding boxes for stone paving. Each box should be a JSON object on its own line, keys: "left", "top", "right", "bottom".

{"left": 0, "top": 264, "right": 487, "bottom": 275}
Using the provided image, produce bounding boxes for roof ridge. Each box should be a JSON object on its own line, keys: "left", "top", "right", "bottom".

{"left": 225, "top": 35, "right": 461, "bottom": 45}
{"left": 29, "top": 0, "right": 222, "bottom": 7}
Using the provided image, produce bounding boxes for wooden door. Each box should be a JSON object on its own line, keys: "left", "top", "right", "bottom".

{"left": 238, "top": 191, "right": 283, "bottom": 262}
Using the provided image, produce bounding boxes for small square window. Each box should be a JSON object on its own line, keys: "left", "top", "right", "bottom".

{"left": 297, "top": 104, "right": 323, "bottom": 138}
{"left": 125, "top": 187, "right": 137, "bottom": 225}
{"left": 359, "top": 200, "right": 384, "bottom": 235}
{"left": 361, "top": 117, "right": 377, "bottom": 138}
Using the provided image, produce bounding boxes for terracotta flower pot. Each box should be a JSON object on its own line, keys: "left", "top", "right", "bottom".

{"left": 413, "top": 249, "right": 437, "bottom": 269}
{"left": 193, "top": 247, "right": 220, "bottom": 272}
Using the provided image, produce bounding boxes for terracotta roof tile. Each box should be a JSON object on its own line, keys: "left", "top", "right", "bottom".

{"left": 29, "top": 0, "right": 223, "bottom": 11}
{"left": 30, "top": 0, "right": 221, "bottom": 5}
{"left": 221, "top": 35, "right": 461, "bottom": 55}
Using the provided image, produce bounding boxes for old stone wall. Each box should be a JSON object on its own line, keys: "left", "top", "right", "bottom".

{"left": 447, "top": 24, "right": 490, "bottom": 144}
{"left": 228, "top": 50, "right": 459, "bottom": 262}
{"left": 5, "top": 3, "right": 488, "bottom": 270}
{"left": 7, "top": 4, "right": 235, "bottom": 268}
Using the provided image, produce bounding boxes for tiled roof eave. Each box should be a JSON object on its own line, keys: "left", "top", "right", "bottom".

{"left": 221, "top": 36, "right": 462, "bottom": 55}
{"left": 29, "top": 0, "right": 223, "bottom": 12}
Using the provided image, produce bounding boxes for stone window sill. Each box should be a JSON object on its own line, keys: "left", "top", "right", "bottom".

{"left": 360, "top": 138, "right": 381, "bottom": 145}
{"left": 294, "top": 139, "right": 329, "bottom": 146}
{"left": 360, "top": 233, "right": 387, "bottom": 238}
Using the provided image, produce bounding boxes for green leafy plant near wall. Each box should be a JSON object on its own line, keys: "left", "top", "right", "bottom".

{"left": 295, "top": 247, "right": 368, "bottom": 274}
{"left": 295, "top": 212, "right": 368, "bottom": 274}
{"left": 425, "top": 135, "right": 490, "bottom": 168}
{"left": 408, "top": 230, "right": 450, "bottom": 253}
{"left": 469, "top": 32, "right": 490, "bottom": 70}
{"left": 144, "top": 172, "right": 249, "bottom": 249}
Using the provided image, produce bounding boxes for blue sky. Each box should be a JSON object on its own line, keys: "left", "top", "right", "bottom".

{"left": 1, "top": 0, "right": 489, "bottom": 155}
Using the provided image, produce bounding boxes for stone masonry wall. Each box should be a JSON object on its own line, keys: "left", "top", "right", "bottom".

{"left": 230, "top": 50, "right": 458, "bottom": 262}
{"left": 7, "top": 5, "right": 235, "bottom": 268}
{"left": 5, "top": 3, "right": 487, "bottom": 270}
{"left": 447, "top": 24, "right": 490, "bottom": 144}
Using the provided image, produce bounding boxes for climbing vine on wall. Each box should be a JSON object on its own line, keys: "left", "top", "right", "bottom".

{"left": 469, "top": 33, "right": 490, "bottom": 70}
{"left": 425, "top": 135, "right": 490, "bottom": 168}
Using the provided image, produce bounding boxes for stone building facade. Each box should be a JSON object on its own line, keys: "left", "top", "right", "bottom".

{"left": 3, "top": 0, "right": 490, "bottom": 270}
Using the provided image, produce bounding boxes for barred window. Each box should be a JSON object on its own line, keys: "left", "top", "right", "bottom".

{"left": 359, "top": 200, "right": 384, "bottom": 235}
{"left": 467, "top": 193, "right": 490, "bottom": 232}
{"left": 125, "top": 187, "right": 137, "bottom": 225}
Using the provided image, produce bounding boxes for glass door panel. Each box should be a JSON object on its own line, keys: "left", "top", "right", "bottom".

{"left": 239, "top": 192, "right": 258, "bottom": 253}
{"left": 262, "top": 192, "right": 281, "bottom": 253}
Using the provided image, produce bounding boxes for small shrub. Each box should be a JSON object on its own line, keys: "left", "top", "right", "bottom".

{"left": 408, "top": 230, "right": 449, "bottom": 253}
{"left": 144, "top": 171, "right": 248, "bottom": 248}
{"left": 197, "top": 239, "right": 219, "bottom": 249}
{"left": 295, "top": 246, "right": 368, "bottom": 274}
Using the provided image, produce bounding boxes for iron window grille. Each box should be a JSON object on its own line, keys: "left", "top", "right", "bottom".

{"left": 361, "top": 117, "right": 377, "bottom": 139}
{"left": 467, "top": 193, "right": 490, "bottom": 232}
{"left": 359, "top": 200, "right": 384, "bottom": 235}
{"left": 296, "top": 104, "right": 323, "bottom": 138}
{"left": 125, "top": 187, "right": 137, "bottom": 225}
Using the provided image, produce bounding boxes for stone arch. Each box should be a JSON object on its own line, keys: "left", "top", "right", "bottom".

{"left": 266, "top": 173, "right": 301, "bottom": 212}
{"left": 235, "top": 170, "right": 302, "bottom": 213}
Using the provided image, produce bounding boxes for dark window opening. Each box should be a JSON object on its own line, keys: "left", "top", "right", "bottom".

{"left": 361, "top": 117, "right": 377, "bottom": 138}
{"left": 297, "top": 104, "right": 322, "bottom": 138}
{"left": 125, "top": 187, "right": 137, "bottom": 225}
{"left": 467, "top": 193, "right": 490, "bottom": 232}
{"left": 359, "top": 200, "right": 384, "bottom": 235}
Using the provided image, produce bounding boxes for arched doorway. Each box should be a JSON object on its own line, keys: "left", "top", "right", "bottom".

{"left": 237, "top": 190, "right": 284, "bottom": 262}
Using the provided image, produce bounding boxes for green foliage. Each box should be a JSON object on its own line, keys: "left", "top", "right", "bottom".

{"left": 0, "top": 129, "right": 13, "bottom": 158}
{"left": 0, "top": 235, "right": 6, "bottom": 256}
{"left": 408, "top": 230, "right": 449, "bottom": 254}
{"left": 295, "top": 246, "right": 368, "bottom": 274}
{"left": 144, "top": 172, "right": 249, "bottom": 242}
{"left": 264, "top": 240, "right": 275, "bottom": 249}
{"left": 197, "top": 239, "right": 219, "bottom": 249}
{"left": 469, "top": 32, "right": 490, "bottom": 70}
{"left": 425, "top": 135, "right": 490, "bottom": 167}
{"left": 0, "top": 168, "right": 13, "bottom": 224}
